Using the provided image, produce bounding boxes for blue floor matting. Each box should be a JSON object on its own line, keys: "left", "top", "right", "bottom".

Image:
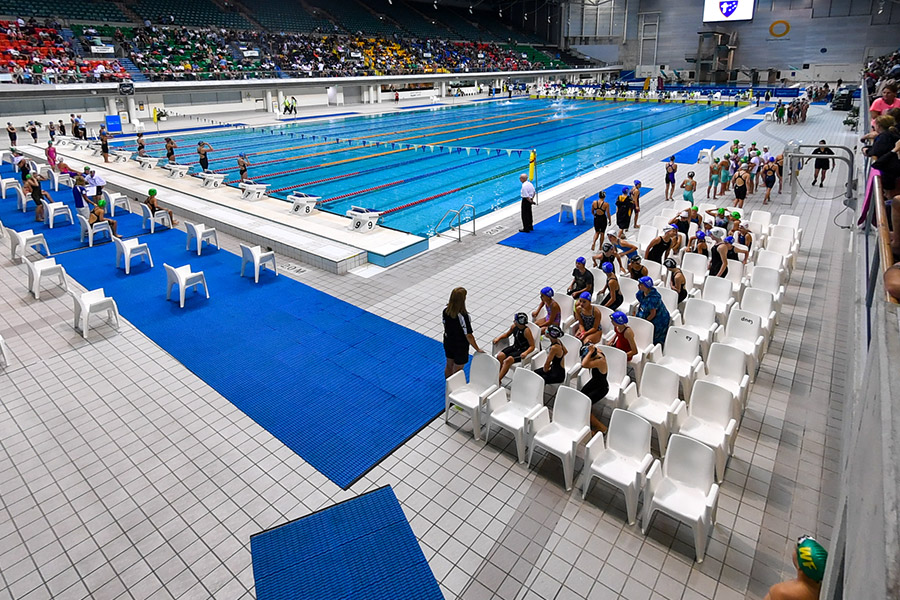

{"left": 250, "top": 486, "right": 442, "bottom": 600}
{"left": 498, "top": 183, "right": 652, "bottom": 255}
{"left": 50, "top": 227, "right": 445, "bottom": 489}
{"left": 755, "top": 107, "right": 775, "bottom": 114}
{"left": 723, "top": 118, "right": 763, "bottom": 131}
{"left": 661, "top": 139, "right": 728, "bottom": 164}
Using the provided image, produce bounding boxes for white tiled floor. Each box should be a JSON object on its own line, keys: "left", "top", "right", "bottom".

{"left": 0, "top": 101, "right": 851, "bottom": 599}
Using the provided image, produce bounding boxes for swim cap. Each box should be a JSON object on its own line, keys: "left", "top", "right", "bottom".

{"left": 575, "top": 256, "right": 586, "bottom": 264}
{"left": 756, "top": 151, "right": 761, "bottom": 156}
{"left": 724, "top": 235, "right": 735, "bottom": 243}
{"left": 24, "top": 173, "right": 31, "bottom": 179}
{"left": 579, "top": 344, "right": 593, "bottom": 359}
{"left": 97, "top": 198, "right": 106, "bottom": 208}
{"left": 733, "top": 139, "right": 739, "bottom": 144}
{"left": 769, "top": 156, "right": 775, "bottom": 162}
{"left": 731, "top": 211, "right": 741, "bottom": 219}
{"left": 547, "top": 325, "right": 563, "bottom": 339}
{"left": 601, "top": 262, "right": 614, "bottom": 273}
{"left": 751, "top": 141, "right": 757, "bottom": 145}
{"left": 664, "top": 258, "right": 677, "bottom": 269}
{"left": 742, "top": 157, "right": 749, "bottom": 163}
{"left": 83, "top": 166, "right": 90, "bottom": 172}
{"left": 633, "top": 180, "right": 641, "bottom": 186}
{"left": 688, "top": 171, "right": 695, "bottom": 178}
{"left": 680, "top": 211, "right": 689, "bottom": 218}
{"left": 579, "top": 292, "right": 592, "bottom": 301}
{"left": 629, "top": 255, "right": 641, "bottom": 263}
{"left": 669, "top": 224, "right": 679, "bottom": 231}
{"left": 148, "top": 188, "right": 157, "bottom": 196}
{"left": 696, "top": 231, "right": 706, "bottom": 239}
{"left": 602, "top": 242, "right": 613, "bottom": 252}
{"left": 540, "top": 286, "right": 554, "bottom": 298}
{"left": 796, "top": 536, "right": 827, "bottom": 582}
{"left": 714, "top": 158, "right": 719, "bottom": 163}
{"left": 717, "top": 208, "right": 725, "bottom": 215}
{"left": 724, "top": 154, "right": 730, "bottom": 159}
{"left": 690, "top": 206, "right": 698, "bottom": 211}
{"left": 639, "top": 276, "right": 654, "bottom": 288}
{"left": 239, "top": 153, "right": 246, "bottom": 158}
{"left": 621, "top": 187, "right": 629, "bottom": 195}
{"left": 514, "top": 312, "right": 528, "bottom": 325}
{"left": 611, "top": 311, "right": 628, "bottom": 325}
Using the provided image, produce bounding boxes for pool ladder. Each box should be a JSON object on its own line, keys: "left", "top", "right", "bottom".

{"left": 435, "top": 204, "right": 476, "bottom": 242}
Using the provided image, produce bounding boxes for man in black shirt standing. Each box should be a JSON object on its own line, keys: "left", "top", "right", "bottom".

{"left": 809, "top": 139, "right": 835, "bottom": 188}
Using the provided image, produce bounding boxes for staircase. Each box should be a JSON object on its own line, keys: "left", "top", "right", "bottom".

{"left": 113, "top": 1, "right": 144, "bottom": 24}
{"left": 118, "top": 57, "right": 150, "bottom": 82}
{"left": 60, "top": 28, "right": 83, "bottom": 57}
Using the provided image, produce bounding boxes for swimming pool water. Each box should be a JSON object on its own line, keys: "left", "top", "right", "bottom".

{"left": 114, "top": 100, "right": 738, "bottom": 237}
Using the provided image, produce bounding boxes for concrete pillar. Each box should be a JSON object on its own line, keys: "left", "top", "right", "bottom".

{"left": 376, "top": 85, "right": 383, "bottom": 103}
{"left": 105, "top": 96, "right": 116, "bottom": 115}
{"left": 440, "top": 81, "right": 447, "bottom": 97}
{"left": 126, "top": 96, "right": 136, "bottom": 123}
{"left": 265, "top": 89, "right": 273, "bottom": 113}
{"left": 277, "top": 89, "right": 284, "bottom": 112}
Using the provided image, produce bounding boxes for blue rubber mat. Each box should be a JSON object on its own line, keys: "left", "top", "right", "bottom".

{"left": 52, "top": 230, "right": 445, "bottom": 489}
{"left": 661, "top": 139, "right": 728, "bottom": 164}
{"left": 723, "top": 118, "right": 762, "bottom": 131}
{"left": 755, "top": 107, "right": 775, "bottom": 114}
{"left": 498, "top": 183, "right": 652, "bottom": 255}
{"left": 251, "top": 486, "right": 442, "bottom": 600}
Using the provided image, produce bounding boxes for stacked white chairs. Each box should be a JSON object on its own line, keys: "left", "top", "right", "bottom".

{"left": 656, "top": 286, "right": 683, "bottom": 326}
{"left": 622, "top": 363, "right": 681, "bottom": 456}
{"left": 716, "top": 309, "right": 765, "bottom": 382}
{"left": 25, "top": 257, "right": 67, "bottom": 300}
{"left": 617, "top": 277, "right": 640, "bottom": 315}
{"left": 114, "top": 236, "right": 153, "bottom": 274}
{"left": 492, "top": 322, "right": 541, "bottom": 372}
{"left": 674, "top": 381, "right": 738, "bottom": 483}
{"left": 737, "top": 288, "right": 777, "bottom": 352}
{"left": 71, "top": 288, "right": 120, "bottom": 339}
{"left": 140, "top": 203, "right": 172, "bottom": 233}
{"left": 748, "top": 266, "right": 785, "bottom": 318}
{"left": 776, "top": 214, "right": 803, "bottom": 245}
{"left": 769, "top": 225, "right": 800, "bottom": 266}
{"left": 654, "top": 327, "right": 704, "bottom": 401}
{"left": 530, "top": 334, "right": 583, "bottom": 387}
{"left": 77, "top": 214, "right": 111, "bottom": 247}
{"left": 239, "top": 244, "right": 278, "bottom": 283}
{"left": 559, "top": 194, "right": 586, "bottom": 225}
{"left": 164, "top": 263, "right": 209, "bottom": 308}
{"left": 576, "top": 345, "right": 630, "bottom": 414}
{"left": 696, "top": 343, "right": 750, "bottom": 419}
{"left": 700, "top": 276, "right": 736, "bottom": 324}
{"left": 185, "top": 222, "right": 219, "bottom": 256}
{"left": 525, "top": 386, "right": 591, "bottom": 490}
{"left": 40, "top": 198, "right": 73, "bottom": 228}
{"left": 485, "top": 368, "right": 545, "bottom": 463}
{"left": 680, "top": 253, "right": 709, "bottom": 289}
{"left": 581, "top": 409, "right": 653, "bottom": 524}
{"left": 9, "top": 229, "right": 49, "bottom": 262}
{"left": 444, "top": 353, "right": 500, "bottom": 441}
{"left": 765, "top": 236, "right": 796, "bottom": 273}
{"left": 754, "top": 249, "right": 789, "bottom": 284}
{"left": 641, "top": 434, "right": 719, "bottom": 562}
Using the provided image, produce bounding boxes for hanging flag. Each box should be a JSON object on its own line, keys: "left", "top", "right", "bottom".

{"left": 438, "top": 146, "right": 443, "bottom": 152}
{"left": 496, "top": 149, "right": 502, "bottom": 156}
{"left": 528, "top": 149, "right": 536, "bottom": 181}
{"left": 475, "top": 148, "right": 480, "bottom": 155}
{"left": 516, "top": 150, "right": 522, "bottom": 158}
{"left": 465, "top": 148, "right": 471, "bottom": 156}
{"left": 506, "top": 150, "right": 512, "bottom": 157}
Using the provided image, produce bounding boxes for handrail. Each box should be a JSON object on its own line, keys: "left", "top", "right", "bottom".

{"left": 434, "top": 203, "right": 476, "bottom": 242}
{"left": 872, "top": 176, "right": 898, "bottom": 304}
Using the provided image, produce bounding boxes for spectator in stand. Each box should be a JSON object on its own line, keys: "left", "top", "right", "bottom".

{"left": 863, "top": 115, "right": 899, "bottom": 161}
{"left": 870, "top": 83, "right": 899, "bottom": 119}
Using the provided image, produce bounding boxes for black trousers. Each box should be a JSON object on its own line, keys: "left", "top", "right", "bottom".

{"left": 521, "top": 197, "right": 533, "bottom": 231}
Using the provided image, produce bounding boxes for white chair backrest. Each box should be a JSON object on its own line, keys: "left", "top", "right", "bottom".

{"left": 561, "top": 334, "right": 582, "bottom": 370}
{"left": 575, "top": 195, "right": 586, "bottom": 210}
{"left": 629, "top": 316, "right": 654, "bottom": 351}
{"left": 705, "top": 342, "right": 748, "bottom": 382}
{"left": 724, "top": 259, "right": 744, "bottom": 286}
{"left": 765, "top": 236, "right": 793, "bottom": 257}
{"left": 556, "top": 293, "right": 575, "bottom": 324}
{"left": 651, "top": 216, "right": 670, "bottom": 230}
{"left": 745, "top": 220, "right": 768, "bottom": 238}
{"left": 750, "top": 266, "right": 781, "bottom": 295}
{"left": 637, "top": 226, "right": 658, "bottom": 250}
{"left": 618, "top": 277, "right": 639, "bottom": 302}
{"left": 186, "top": 222, "right": 199, "bottom": 238}
{"left": 469, "top": 353, "right": 500, "bottom": 390}
{"left": 750, "top": 210, "right": 772, "bottom": 229}
{"left": 590, "top": 268, "right": 606, "bottom": 292}
{"left": 725, "top": 309, "right": 762, "bottom": 341}
{"left": 770, "top": 224, "right": 796, "bottom": 243}
{"left": 702, "top": 276, "right": 733, "bottom": 302}
{"left": 602, "top": 345, "right": 628, "bottom": 384}
{"left": 688, "top": 222, "right": 698, "bottom": 238}
{"left": 77, "top": 213, "right": 89, "bottom": 233}
{"left": 656, "top": 287, "right": 679, "bottom": 316}
{"left": 163, "top": 263, "right": 177, "bottom": 280}
{"left": 777, "top": 214, "right": 801, "bottom": 232}
{"left": 140, "top": 203, "right": 152, "bottom": 219}
{"left": 681, "top": 253, "right": 709, "bottom": 276}
{"left": 510, "top": 368, "right": 545, "bottom": 409}
{"left": 607, "top": 408, "right": 652, "bottom": 459}
{"left": 664, "top": 434, "right": 716, "bottom": 490}
{"left": 113, "top": 235, "right": 125, "bottom": 253}
{"left": 595, "top": 304, "right": 614, "bottom": 336}
{"left": 755, "top": 249, "right": 785, "bottom": 272}
{"left": 689, "top": 382, "right": 735, "bottom": 428}
{"left": 740, "top": 288, "right": 775, "bottom": 318}
{"left": 240, "top": 243, "right": 257, "bottom": 263}
{"left": 663, "top": 327, "right": 701, "bottom": 361}
{"left": 526, "top": 323, "right": 541, "bottom": 347}
{"left": 639, "top": 363, "right": 680, "bottom": 400}
{"left": 553, "top": 386, "right": 591, "bottom": 431}
{"left": 82, "top": 288, "right": 106, "bottom": 304}
{"left": 681, "top": 269, "right": 695, "bottom": 291}
{"left": 643, "top": 259, "right": 665, "bottom": 281}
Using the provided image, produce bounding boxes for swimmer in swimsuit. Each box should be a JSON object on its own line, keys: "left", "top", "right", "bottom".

{"left": 664, "top": 156, "right": 677, "bottom": 201}
{"left": 681, "top": 171, "right": 697, "bottom": 204}
{"left": 707, "top": 159, "right": 720, "bottom": 199}
{"left": 718, "top": 153, "right": 732, "bottom": 196}
{"left": 761, "top": 157, "right": 779, "bottom": 205}
{"left": 590, "top": 191, "right": 611, "bottom": 251}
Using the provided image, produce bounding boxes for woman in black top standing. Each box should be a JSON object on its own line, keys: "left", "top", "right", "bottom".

{"left": 443, "top": 287, "right": 483, "bottom": 378}
{"left": 580, "top": 344, "right": 609, "bottom": 433}
{"left": 590, "top": 191, "right": 611, "bottom": 251}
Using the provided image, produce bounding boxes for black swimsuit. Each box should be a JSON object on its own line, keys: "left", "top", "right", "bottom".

{"left": 500, "top": 327, "right": 530, "bottom": 362}
{"left": 602, "top": 277, "right": 624, "bottom": 310}
{"left": 670, "top": 270, "right": 688, "bottom": 303}
{"left": 646, "top": 238, "right": 672, "bottom": 264}
{"left": 582, "top": 367, "right": 609, "bottom": 404}
{"left": 592, "top": 200, "right": 608, "bottom": 233}
{"left": 535, "top": 350, "right": 565, "bottom": 384}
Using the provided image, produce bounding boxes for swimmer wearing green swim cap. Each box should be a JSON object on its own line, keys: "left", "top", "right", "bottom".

{"left": 763, "top": 535, "right": 827, "bottom": 600}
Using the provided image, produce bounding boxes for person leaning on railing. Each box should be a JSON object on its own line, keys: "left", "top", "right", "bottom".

{"left": 873, "top": 138, "right": 900, "bottom": 259}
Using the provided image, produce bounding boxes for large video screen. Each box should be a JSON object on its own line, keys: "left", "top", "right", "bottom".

{"left": 703, "top": 0, "right": 756, "bottom": 22}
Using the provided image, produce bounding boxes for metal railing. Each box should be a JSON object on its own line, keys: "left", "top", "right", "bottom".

{"left": 434, "top": 203, "right": 476, "bottom": 242}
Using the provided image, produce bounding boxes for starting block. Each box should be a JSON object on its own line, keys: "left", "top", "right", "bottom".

{"left": 198, "top": 172, "right": 226, "bottom": 188}
{"left": 112, "top": 151, "right": 132, "bottom": 163}
{"left": 71, "top": 139, "right": 91, "bottom": 151}
{"left": 135, "top": 156, "right": 157, "bottom": 170}
{"left": 102, "top": 190, "right": 130, "bottom": 217}
{"left": 90, "top": 143, "right": 103, "bottom": 156}
{"left": 53, "top": 136, "right": 72, "bottom": 147}
{"left": 346, "top": 206, "right": 381, "bottom": 233}
{"left": 239, "top": 182, "right": 269, "bottom": 201}
{"left": 163, "top": 164, "right": 190, "bottom": 179}
{"left": 288, "top": 193, "right": 320, "bottom": 216}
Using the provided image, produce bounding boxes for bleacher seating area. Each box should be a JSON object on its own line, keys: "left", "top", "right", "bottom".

{"left": 306, "top": 0, "right": 402, "bottom": 37}
{"left": 0, "top": 0, "right": 126, "bottom": 22}
{"left": 250, "top": 0, "right": 333, "bottom": 34}
{"left": 128, "top": 0, "right": 250, "bottom": 29}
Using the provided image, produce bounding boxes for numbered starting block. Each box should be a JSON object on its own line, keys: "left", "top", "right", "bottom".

{"left": 198, "top": 172, "right": 226, "bottom": 188}
{"left": 71, "top": 139, "right": 92, "bottom": 151}
{"left": 239, "top": 182, "right": 269, "bottom": 201}
{"left": 112, "top": 151, "right": 133, "bottom": 163}
{"left": 53, "top": 136, "right": 72, "bottom": 148}
{"left": 163, "top": 164, "right": 190, "bottom": 179}
{"left": 346, "top": 206, "right": 381, "bottom": 233}
{"left": 288, "top": 193, "right": 320, "bottom": 216}
{"left": 90, "top": 143, "right": 103, "bottom": 156}
{"left": 135, "top": 156, "right": 157, "bottom": 170}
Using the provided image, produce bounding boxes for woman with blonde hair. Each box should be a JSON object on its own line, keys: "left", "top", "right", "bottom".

{"left": 443, "top": 287, "right": 483, "bottom": 377}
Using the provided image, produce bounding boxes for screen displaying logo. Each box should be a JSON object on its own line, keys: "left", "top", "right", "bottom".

{"left": 703, "top": 0, "right": 755, "bottom": 22}
{"left": 720, "top": 1, "right": 738, "bottom": 17}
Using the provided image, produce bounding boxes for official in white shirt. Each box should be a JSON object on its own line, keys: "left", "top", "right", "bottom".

{"left": 519, "top": 173, "right": 536, "bottom": 232}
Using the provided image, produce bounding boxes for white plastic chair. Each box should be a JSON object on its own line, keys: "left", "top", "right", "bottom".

{"left": 770, "top": 223, "right": 800, "bottom": 252}
{"left": 636, "top": 226, "right": 659, "bottom": 255}
{"left": 655, "top": 327, "right": 704, "bottom": 401}
{"left": 77, "top": 214, "right": 112, "bottom": 247}
{"left": 9, "top": 229, "right": 49, "bottom": 262}
{"left": 72, "top": 288, "right": 119, "bottom": 339}
{"left": 749, "top": 209, "right": 772, "bottom": 231}
{"left": 674, "top": 381, "right": 738, "bottom": 483}
{"left": 559, "top": 194, "right": 586, "bottom": 225}
{"left": 696, "top": 342, "right": 750, "bottom": 418}
{"left": 164, "top": 263, "right": 209, "bottom": 308}
{"left": 744, "top": 220, "right": 769, "bottom": 250}
{"left": 656, "top": 286, "right": 682, "bottom": 326}
{"left": 485, "top": 368, "right": 545, "bottom": 463}
{"left": 576, "top": 345, "right": 630, "bottom": 417}
{"left": 764, "top": 236, "right": 796, "bottom": 272}
{"left": 25, "top": 257, "right": 68, "bottom": 299}
{"left": 140, "top": 203, "right": 172, "bottom": 233}
{"left": 445, "top": 353, "right": 500, "bottom": 441}
{"left": 716, "top": 309, "right": 765, "bottom": 382}
{"left": 526, "top": 386, "right": 591, "bottom": 491}
{"left": 626, "top": 316, "right": 659, "bottom": 382}
{"left": 40, "top": 199, "right": 73, "bottom": 228}
{"left": 622, "top": 363, "right": 681, "bottom": 456}
{"left": 680, "top": 253, "right": 709, "bottom": 289}
{"left": 492, "top": 322, "right": 540, "bottom": 372}
{"left": 185, "top": 222, "right": 219, "bottom": 256}
{"left": 748, "top": 266, "right": 785, "bottom": 318}
{"left": 776, "top": 214, "right": 803, "bottom": 245}
{"left": 0, "top": 333, "right": 10, "bottom": 367}
{"left": 239, "top": 244, "right": 277, "bottom": 283}
{"left": 737, "top": 288, "right": 777, "bottom": 352}
{"left": 556, "top": 293, "right": 576, "bottom": 330}
{"left": 529, "top": 334, "right": 583, "bottom": 387}
{"left": 102, "top": 190, "right": 130, "bottom": 217}
{"left": 1, "top": 177, "right": 21, "bottom": 198}
{"left": 754, "top": 249, "right": 789, "bottom": 284}
{"left": 581, "top": 409, "right": 653, "bottom": 524}
{"left": 641, "top": 434, "right": 719, "bottom": 562}
{"left": 700, "top": 276, "right": 736, "bottom": 324}
{"left": 617, "top": 277, "right": 640, "bottom": 315}
{"left": 114, "top": 236, "right": 153, "bottom": 274}
{"left": 650, "top": 215, "right": 671, "bottom": 231}
{"left": 723, "top": 259, "right": 745, "bottom": 297}
{"left": 14, "top": 186, "right": 32, "bottom": 213}
{"left": 643, "top": 259, "right": 665, "bottom": 282}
